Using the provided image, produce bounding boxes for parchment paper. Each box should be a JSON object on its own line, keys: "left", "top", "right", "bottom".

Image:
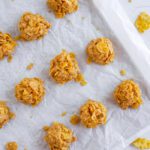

{"left": 0, "top": 0, "right": 150, "bottom": 150}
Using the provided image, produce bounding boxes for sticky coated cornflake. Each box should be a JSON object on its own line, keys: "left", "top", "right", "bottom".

{"left": 86, "top": 38, "right": 115, "bottom": 65}
{"left": 5, "top": 142, "right": 18, "bottom": 150}
{"left": 19, "top": 12, "right": 51, "bottom": 41}
{"left": 80, "top": 100, "right": 107, "bottom": 128}
{"left": 49, "top": 50, "right": 87, "bottom": 85}
{"left": 26, "top": 63, "right": 34, "bottom": 70}
{"left": 15, "top": 77, "right": 45, "bottom": 106}
{"left": 70, "top": 114, "right": 80, "bottom": 125}
{"left": 135, "top": 12, "right": 150, "bottom": 33}
{"left": 43, "top": 122, "right": 76, "bottom": 150}
{"left": 0, "top": 101, "right": 15, "bottom": 129}
{"left": 47, "top": 0, "right": 78, "bottom": 18}
{"left": 0, "top": 32, "right": 16, "bottom": 60}
{"left": 114, "top": 80, "right": 143, "bottom": 109}
{"left": 132, "top": 138, "right": 150, "bottom": 149}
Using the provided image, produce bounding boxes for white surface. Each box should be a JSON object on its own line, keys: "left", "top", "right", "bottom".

{"left": 0, "top": 0, "right": 150, "bottom": 150}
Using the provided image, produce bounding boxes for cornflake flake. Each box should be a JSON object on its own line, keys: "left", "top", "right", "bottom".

{"left": 135, "top": 12, "right": 150, "bottom": 33}
{"left": 132, "top": 138, "right": 150, "bottom": 149}
{"left": 5, "top": 142, "right": 18, "bottom": 150}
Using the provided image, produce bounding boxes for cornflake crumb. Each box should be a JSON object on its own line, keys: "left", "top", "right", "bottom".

{"left": 135, "top": 12, "right": 150, "bottom": 33}
{"left": 15, "top": 77, "right": 45, "bottom": 106}
{"left": 61, "top": 111, "right": 67, "bottom": 117}
{"left": 120, "top": 69, "right": 126, "bottom": 76}
{"left": 7, "top": 55, "right": 13, "bottom": 63}
{"left": 80, "top": 100, "right": 107, "bottom": 128}
{"left": 19, "top": 12, "right": 51, "bottom": 41}
{"left": 49, "top": 50, "right": 86, "bottom": 85}
{"left": 43, "top": 122, "right": 76, "bottom": 150}
{"left": 47, "top": 0, "right": 78, "bottom": 18}
{"left": 6, "top": 142, "right": 18, "bottom": 150}
{"left": 114, "top": 80, "right": 143, "bottom": 109}
{"left": 70, "top": 114, "right": 80, "bottom": 125}
{"left": 26, "top": 63, "right": 34, "bottom": 70}
{"left": 0, "top": 101, "right": 15, "bottom": 128}
{"left": 86, "top": 38, "right": 115, "bottom": 65}
{"left": 0, "top": 32, "right": 16, "bottom": 60}
{"left": 132, "top": 138, "right": 150, "bottom": 149}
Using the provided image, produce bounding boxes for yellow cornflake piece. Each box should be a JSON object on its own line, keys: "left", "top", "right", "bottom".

{"left": 135, "top": 12, "right": 150, "bottom": 33}
{"left": 61, "top": 111, "right": 67, "bottom": 117}
{"left": 70, "top": 114, "right": 80, "bottom": 125}
{"left": 120, "top": 69, "right": 126, "bottom": 76}
{"left": 132, "top": 138, "right": 150, "bottom": 149}
{"left": 7, "top": 55, "right": 13, "bottom": 63}
{"left": 5, "top": 141, "right": 18, "bottom": 150}
{"left": 26, "top": 63, "right": 34, "bottom": 70}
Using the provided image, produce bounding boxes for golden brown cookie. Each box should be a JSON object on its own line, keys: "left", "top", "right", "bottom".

{"left": 15, "top": 77, "right": 45, "bottom": 106}
{"left": 86, "top": 38, "right": 115, "bottom": 65}
{"left": 5, "top": 142, "right": 18, "bottom": 150}
{"left": 47, "top": 0, "right": 78, "bottom": 18}
{"left": 49, "top": 50, "right": 86, "bottom": 85}
{"left": 114, "top": 80, "right": 143, "bottom": 109}
{"left": 43, "top": 122, "right": 76, "bottom": 150}
{"left": 80, "top": 100, "right": 107, "bottom": 128}
{"left": 0, "top": 101, "right": 15, "bottom": 129}
{"left": 0, "top": 32, "right": 16, "bottom": 60}
{"left": 18, "top": 12, "right": 51, "bottom": 41}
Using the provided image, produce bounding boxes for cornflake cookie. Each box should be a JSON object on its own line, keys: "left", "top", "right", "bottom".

{"left": 0, "top": 101, "right": 15, "bottom": 129}
{"left": 15, "top": 77, "right": 45, "bottom": 106}
{"left": 114, "top": 80, "right": 143, "bottom": 109}
{"left": 5, "top": 142, "right": 18, "bottom": 150}
{"left": 18, "top": 12, "right": 51, "bottom": 41}
{"left": 43, "top": 122, "right": 76, "bottom": 150}
{"left": 80, "top": 100, "right": 107, "bottom": 128}
{"left": 49, "top": 50, "right": 86, "bottom": 85}
{"left": 86, "top": 38, "right": 115, "bottom": 65}
{"left": 0, "top": 32, "right": 16, "bottom": 60}
{"left": 47, "top": 0, "right": 78, "bottom": 18}
{"left": 135, "top": 12, "right": 150, "bottom": 33}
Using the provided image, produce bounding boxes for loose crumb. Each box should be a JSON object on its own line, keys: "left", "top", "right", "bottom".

{"left": 120, "top": 69, "right": 126, "bottom": 76}
{"left": 128, "top": 0, "right": 132, "bottom": 2}
{"left": 61, "top": 111, "right": 67, "bottom": 117}
{"left": 5, "top": 142, "right": 18, "bottom": 150}
{"left": 43, "top": 122, "right": 76, "bottom": 150}
{"left": 26, "top": 63, "right": 34, "bottom": 70}
{"left": 7, "top": 55, "right": 13, "bottom": 63}
{"left": 70, "top": 114, "right": 80, "bottom": 125}
{"left": 132, "top": 138, "right": 150, "bottom": 149}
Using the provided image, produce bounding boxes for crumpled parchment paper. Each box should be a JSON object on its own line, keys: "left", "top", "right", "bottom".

{"left": 1, "top": 0, "right": 150, "bottom": 150}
